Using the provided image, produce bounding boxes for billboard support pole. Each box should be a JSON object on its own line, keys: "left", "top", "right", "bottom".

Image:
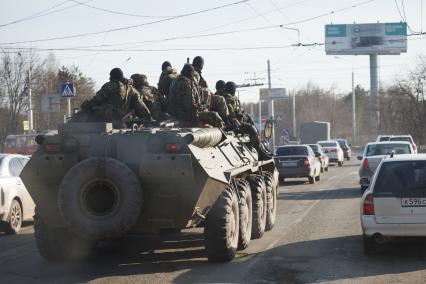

{"left": 370, "top": 54, "right": 379, "bottom": 136}
{"left": 352, "top": 69, "right": 356, "bottom": 146}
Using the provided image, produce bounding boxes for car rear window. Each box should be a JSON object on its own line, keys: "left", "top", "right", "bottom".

{"left": 308, "top": 145, "right": 318, "bottom": 152}
{"left": 390, "top": 137, "right": 412, "bottom": 143}
{"left": 374, "top": 161, "right": 426, "bottom": 197}
{"left": 365, "top": 143, "right": 411, "bottom": 156}
{"left": 276, "top": 147, "right": 308, "bottom": 156}
{"left": 318, "top": 142, "right": 337, "bottom": 147}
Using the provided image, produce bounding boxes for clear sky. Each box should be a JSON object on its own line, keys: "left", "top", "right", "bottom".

{"left": 0, "top": 0, "right": 424, "bottom": 102}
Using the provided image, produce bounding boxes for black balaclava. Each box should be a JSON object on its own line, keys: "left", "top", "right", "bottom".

{"left": 181, "top": 64, "right": 195, "bottom": 79}
{"left": 192, "top": 56, "right": 204, "bottom": 73}
{"left": 109, "top": 68, "right": 124, "bottom": 81}
{"left": 161, "top": 61, "right": 171, "bottom": 71}
{"left": 225, "top": 81, "right": 237, "bottom": 96}
{"left": 215, "top": 80, "right": 226, "bottom": 92}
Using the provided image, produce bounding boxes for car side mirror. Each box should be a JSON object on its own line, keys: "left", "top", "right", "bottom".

{"left": 263, "top": 120, "right": 273, "bottom": 140}
{"left": 315, "top": 153, "right": 321, "bottom": 157}
{"left": 357, "top": 156, "right": 362, "bottom": 160}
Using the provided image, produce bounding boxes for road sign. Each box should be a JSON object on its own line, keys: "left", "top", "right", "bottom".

{"left": 325, "top": 22, "right": 407, "bottom": 55}
{"left": 41, "top": 95, "right": 61, "bottom": 113}
{"left": 259, "top": 88, "right": 287, "bottom": 99}
{"left": 23, "top": 121, "right": 29, "bottom": 132}
{"left": 60, "top": 83, "right": 75, "bottom": 98}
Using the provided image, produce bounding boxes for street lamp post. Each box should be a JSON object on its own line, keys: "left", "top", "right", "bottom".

{"left": 334, "top": 56, "right": 356, "bottom": 146}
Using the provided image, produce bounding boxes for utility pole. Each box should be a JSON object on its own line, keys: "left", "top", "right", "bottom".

{"left": 28, "top": 69, "right": 33, "bottom": 132}
{"left": 370, "top": 54, "right": 379, "bottom": 137}
{"left": 352, "top": 69, "right": 356, "bottom": 145}
{"left": 267, "top": 59, "right": 275, "bottom": 151}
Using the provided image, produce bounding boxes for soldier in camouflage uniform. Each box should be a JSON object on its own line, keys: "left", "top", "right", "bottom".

{"left": 131, "top": 73, "right": 166, "bottom": 120}
{"left": 190, "top": 57, "right": 229, "bottom": 126}
{"left": 223, "top": 81, "right": 240, "bottom": 121}
{"left": 157, "top": 61, "right": 178, "bottom": 100}
{"left": 169, "top": 64, "right": 223, "bottom": 128}
{"left": 76, "top": 68, "right": 151, "bottom": 128}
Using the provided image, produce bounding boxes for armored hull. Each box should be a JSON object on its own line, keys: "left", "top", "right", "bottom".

{"left": 21, "top": 122, "right": 278, "bottom": 262}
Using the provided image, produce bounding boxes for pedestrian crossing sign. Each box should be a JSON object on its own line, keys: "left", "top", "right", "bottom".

{"left": 60, "top": 83, "right": 75, "bottom": 98}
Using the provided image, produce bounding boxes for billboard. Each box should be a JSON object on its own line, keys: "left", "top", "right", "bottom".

{"left": 259, "top": 88, "right": 287, "bottom": 99}
{"left": 325, "top": 22, "right": 407, "bottom": 55}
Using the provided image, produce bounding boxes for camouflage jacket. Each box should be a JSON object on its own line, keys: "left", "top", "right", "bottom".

{"left": 157, "top": 68, "right": 178, "bottom": 99}
{"left": 87, "top": 80, "right": 151, "bottom": 122}
{"left": 222, "top": 93, "right": 239, "bottom": 120}
{"left": 168, "top": 75, "right": 200, "bottom": 122}
{"left": 134, "top": 85, "right": 165, "bottom": 120}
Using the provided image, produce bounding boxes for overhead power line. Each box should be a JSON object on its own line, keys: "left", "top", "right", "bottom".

{"left": 0, "top": 44, "right": 300, "bottom": 52}
{"left": 0, "top": 0, "right": 249, "bottom": 45}
{"left": 0, "top": 0, "right": 97, "bottom": 28}
{"left": 69, "top": 0, "right": 177, "bottom": 18}
{"left": 0, "top": 0, "right": 72, "bottom": 28}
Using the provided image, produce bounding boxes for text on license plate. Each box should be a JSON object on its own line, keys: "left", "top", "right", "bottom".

{"left": 280, "top": 161, "right": 298, "bottom": 167}
{"left": 401, "top": 197, "right": 426, "bottom": 207}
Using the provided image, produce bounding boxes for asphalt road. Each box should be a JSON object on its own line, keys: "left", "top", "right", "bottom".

{"left": 2, "top": 158, "right": 426, "bottom": 283}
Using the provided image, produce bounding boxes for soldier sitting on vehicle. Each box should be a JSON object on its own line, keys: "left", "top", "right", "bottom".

{"left": 72, "top": 68, "right": 152, "bottom": 128}
{"left": 157, "top": 61, "right": 178, "bottom": 100}
{"left": 131, "top": 73, "right": 167, "bottom": 121}
{"left": 168, "top": 64, "right": 223, "bottom": 128}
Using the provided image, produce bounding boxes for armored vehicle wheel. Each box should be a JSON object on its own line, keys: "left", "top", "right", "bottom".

{"left": 264, "top": 172, "right": 277, "bottom": 231}
{"left": 205, "top": 185, "right": 239, "bottom": 262}
{"left": 236, "top": 179, "right": 252, "bottom": 250}
{"left": 34, "top": 211, "right": 73, "bottom": 261}
{"left": 248, "top": 174, "right": 267, "bottom": 239}
{"left": 58, "top": 157, "right": 143, "bottom": 240}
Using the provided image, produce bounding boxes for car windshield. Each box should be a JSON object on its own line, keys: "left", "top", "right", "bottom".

{"left": 374, "top": 161, "right": 426, "bottom": 196}
{"left": 276, "top": 147, "right": 308, "bottom": 156}
{"left": 390, "top": 137, "right": 412, "bottom": 143}
{"left": 365, "top": 143, "right": 411, "bottom": 156}
{"left": 318, "top": 142, "right": 337, "bottom": 147}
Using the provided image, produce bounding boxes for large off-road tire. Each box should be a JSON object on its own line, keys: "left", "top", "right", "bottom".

{"left": 205, "top": 185, "right": 239, "bottom": 262}
{"left": 2, "top": 199, "right": 23, "bottom": 234}
{"left": 58, "top": 157, "right": 143, "bottom": 240}
{"left": 236, "top": 179, "right": 252, "bottom": 250}
{"left": 34, "top": 211, "right": 73, "bottom": 261}
{"left": 264, "top": 172, "right": 277, "bottom": 231}
{"left": 247, "top": 174, "right": 267, "bottom": 239}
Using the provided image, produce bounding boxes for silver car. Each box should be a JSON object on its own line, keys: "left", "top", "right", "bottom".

{"left": 358, "top": 141, "right": 414, "bottom": 193}
{"left": 0, "top": 154, "right": 34, "bottom": 234}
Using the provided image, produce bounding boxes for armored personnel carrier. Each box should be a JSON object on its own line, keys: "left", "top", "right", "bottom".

{"left": 21, "top": 122, "right": 278, "bottom": 262}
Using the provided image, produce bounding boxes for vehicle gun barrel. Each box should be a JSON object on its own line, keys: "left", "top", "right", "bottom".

{"left": 185, "top": 128, "right": 223, "bottom": 148}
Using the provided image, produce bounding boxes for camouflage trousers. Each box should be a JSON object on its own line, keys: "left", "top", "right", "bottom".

{"left": 209, "top": 95, "right": 229, "bottom": 122}
{"left": 198, "top": 111, "right": 224, "bottom": 128}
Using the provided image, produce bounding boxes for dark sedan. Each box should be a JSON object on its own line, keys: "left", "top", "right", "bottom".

{"left": 274, "top": 145, "right": 321, "bottom": 185}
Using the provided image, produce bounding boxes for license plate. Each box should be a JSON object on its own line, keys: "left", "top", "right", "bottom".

{"left": 280, "top": 161, "right": 298, "bottom": 167}
{"left": 401, "top": 197, "right": 426, "bottom": 207}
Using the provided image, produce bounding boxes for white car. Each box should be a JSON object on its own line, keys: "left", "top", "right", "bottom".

{"left": 317, "top": 140, "right": 345, "bottom": 167}
{"left": 0, "top": 154, "right": 34, "bottom": 234}
{"left": 376, "top": 134, "right": 417, "bottom": 154}
{"left": 361, "top": 154, "right": 426, "bottom": 254}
